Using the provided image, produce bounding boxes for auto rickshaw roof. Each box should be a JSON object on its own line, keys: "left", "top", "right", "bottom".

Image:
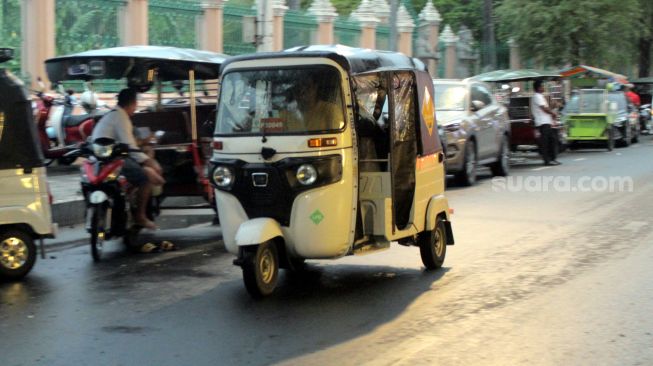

{"left": 45, "top": 46, "right": 228, "bottom": 82}
{"left": 468, "top": 69, "right": 561, "bottom": 82}
{"left": 560, "top": 65, "right": 628, "bottom": 84}
{"left": 220, "top": 45, "right": 425, "bottom": 75}
{"left": 632, "top": 77, "right": 653, "bottom": 84}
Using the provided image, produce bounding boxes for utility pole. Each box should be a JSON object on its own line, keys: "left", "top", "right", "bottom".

{"left": 388, "top": 0, "right": 398, "bottom": 51}
{"left": 257, "top": 0, "right": 274, "bottom": 52}
{"left": 482, "top": 0, "right": 497, "bottom": 69}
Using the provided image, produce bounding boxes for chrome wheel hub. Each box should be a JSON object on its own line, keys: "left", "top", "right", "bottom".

{"left": 0, "top": 237, "right": 28, "bottom": 270}
{"left": 434, "top": 229, "right": 444, "bottom": 258}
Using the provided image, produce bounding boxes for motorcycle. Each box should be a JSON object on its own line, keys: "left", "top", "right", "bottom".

{"left": 34, "top": 81, "right": 108, "bottom": 165}
{"left": 65, "top": 139, "right": 158, "bottom": 261}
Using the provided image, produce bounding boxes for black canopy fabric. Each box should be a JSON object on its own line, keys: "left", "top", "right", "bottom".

{"left": 222, "top": 45, "right": 424, "bottom": 75}
{"left": 45, "top": 46, "right": 228, "bottom": 83}
{"left": 0, "top": 68, "right": 44, "bottom": 170}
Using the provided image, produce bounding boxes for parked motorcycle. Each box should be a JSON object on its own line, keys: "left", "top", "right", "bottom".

{"left": 34, "top": 81, "right": 108, "bottom": 165}
{"left": 65, "top": 139, "right": 157, "bottom": 261}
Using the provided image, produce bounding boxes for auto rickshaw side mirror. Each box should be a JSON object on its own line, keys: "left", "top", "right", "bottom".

{"left": 471, "top": 100, "right": 485, "bottom": 112}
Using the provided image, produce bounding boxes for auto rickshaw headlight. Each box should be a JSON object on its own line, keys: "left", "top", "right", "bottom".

{"left": 213, "top": 166, "right": 234, "bottom": 188}
{"left": 296, "top": 164, "right": 318, "bottom": 186}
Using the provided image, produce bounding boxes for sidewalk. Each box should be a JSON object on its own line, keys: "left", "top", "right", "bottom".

{"left": 46, "top": 165, "right": 215, "bottom": 227}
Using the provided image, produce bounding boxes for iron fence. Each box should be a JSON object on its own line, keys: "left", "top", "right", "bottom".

{"left": 283, "top": 10, "right": 316, "bottom": 49}
{"left": 56, "top": 0, "right": 123, "bottom": 56}
{"left": 223, "top": 3, "right": 256, "bottom": 55}
{"left": 0, "top": 0, "right": 21, "bottom": 74}
{"left": 334, "top": 17, "right": 360, "bottom": 47}
{"left": 376, "top": 24, "right": 390, "bottom": 51}
{"left": 149, "top": 0, "right": 201, "bottom": 49}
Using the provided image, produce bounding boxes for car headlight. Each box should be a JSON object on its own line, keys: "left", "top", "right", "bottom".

{"left": 213, "top": 166, "right": 234, "bottom": 188}
{"left": 92, "top": 143, "right": 113, "bottom": 158}
{"left": 296, "top": 164, "right": 317, "bottom": 186}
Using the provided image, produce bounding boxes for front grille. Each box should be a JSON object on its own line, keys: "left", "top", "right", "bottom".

{"left": 232, "top": 167, "right": 294, "bottom": 226}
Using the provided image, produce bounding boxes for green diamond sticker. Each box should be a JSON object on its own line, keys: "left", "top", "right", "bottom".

{"left": 310, "top": 210, "right": 324, "bottom": 225}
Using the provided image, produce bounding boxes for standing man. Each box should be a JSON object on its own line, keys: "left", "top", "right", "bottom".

{"left": 91, "top": 88, "right": 165, "bottom": 229}
{"left": 531, "top": 80, "right": 560, "bottom": 166}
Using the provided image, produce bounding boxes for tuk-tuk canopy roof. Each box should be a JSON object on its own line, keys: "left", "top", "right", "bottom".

{"left": 46, "top": 46, "right": 228, "bottom": 83}
{"left": 220, "top": 45, "right": 425, "bottom": 75}
{"left": 560, "top": 65, "right": 628, "bottom": 84}
{"left": 632, "top": 77, "right": 653, "bottom": 84}
{"left": 468, "top": 69, "right": 561, "bottom": 82}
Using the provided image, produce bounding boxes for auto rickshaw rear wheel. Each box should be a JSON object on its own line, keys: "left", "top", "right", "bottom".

{"left": 0, "top": 230, "right": 36, "bottom": 280}
{"left": 419, "top": 219, "right": 447, "bottom": 270}
{"left": 242, "top": 241, "right": 279, "bottom": 298}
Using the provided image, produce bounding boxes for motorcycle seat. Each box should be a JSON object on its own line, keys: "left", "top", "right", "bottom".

{"left": 64, "top": 114, "right": 93, "bottom": 127}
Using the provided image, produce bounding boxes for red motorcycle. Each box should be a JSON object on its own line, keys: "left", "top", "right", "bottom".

{"left": 34, "top": 87, "right": 106, "bottom": 165}
{"left": 66, "top": 139, "right": 158, "bottom": 261}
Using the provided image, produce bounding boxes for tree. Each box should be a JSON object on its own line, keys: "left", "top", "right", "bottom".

{"left": 637, "top": 0, "right": 653, "bottom": 77}
{"left": 496, "top": 0, "right": 639, "bottom": 72}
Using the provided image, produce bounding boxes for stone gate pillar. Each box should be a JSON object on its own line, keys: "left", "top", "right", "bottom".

{"left": 121, "top": 0, "right": 149, "bottom": 46}
{"left": 21, "top": 0, "right": 56, "bottom": 87}
{"left": 396, "top": 5, "right": 415, "bottom": 56}
{"left": 440, "top": 25, "right": 458, "bottom": 79}
{"left": 308, "top": 0, "right": 338, "bottom": 45}
{"left": 351, "top": 0, "right": 379, "bottom": 49}
{"left": 416, "top": 0, "right": 441, "bottom": 76}
{"left": 272, "top": 0, "right": 288, "bottom": 51}
{"left": 201, "top": 0, "right": 227, "bottom": 53}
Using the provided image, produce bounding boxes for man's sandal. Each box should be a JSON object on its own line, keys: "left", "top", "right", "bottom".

{"left": 160, "top": 241, "right": 177, "bottom": 251}
{"left": 140, "top": 242, "right": 160, "bottom": 253}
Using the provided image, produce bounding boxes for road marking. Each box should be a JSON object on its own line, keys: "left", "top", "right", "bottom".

{"left": 574, "top": 158, "right": 586, "bottom": 161}
{"left": 531, "top": 166, "right": 551, "bottom": 171}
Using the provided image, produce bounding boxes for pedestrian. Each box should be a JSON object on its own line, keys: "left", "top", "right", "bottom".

{"left": 531, "top": 80, "right": 560, "bottom": 166}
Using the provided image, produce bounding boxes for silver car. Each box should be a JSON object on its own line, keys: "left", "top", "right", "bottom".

{"left": 434, "top": 79, "right": 511, "bottom": 186}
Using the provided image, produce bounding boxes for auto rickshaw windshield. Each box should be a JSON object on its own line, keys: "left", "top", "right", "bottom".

{"left": 215, "top": 66, "right": 346, "bottom": 135}
{"left": 565, "top": 90, "right": 607, "bottom": 114}
{"left": 433, "top": 84, "right": 467, "bottom": 111}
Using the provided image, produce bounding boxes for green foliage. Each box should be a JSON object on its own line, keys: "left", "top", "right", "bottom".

{"left": 496, "top": 0, "right": 640, "bottom": 72}
{"left": 149, "top": 0, "right": 201, "bottom": 49}
{"left": 56, "top": 0, "right": 121, "bottom": 55}
{"left": 0, "top": 0, "right": 22, "bottom": 73}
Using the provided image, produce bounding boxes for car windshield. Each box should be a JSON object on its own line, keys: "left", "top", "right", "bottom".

{"left": 565, "top": 90, "right": 606, "bottom": 114}
{"left": 215, "top": 66, "right": 345, "bottom": 135}
{"left": 434, "top": 84, "right": 467, "bottom": 111}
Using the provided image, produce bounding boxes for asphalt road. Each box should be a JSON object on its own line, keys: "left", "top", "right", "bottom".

{"left": 2, "top": 139, "right": 653, "bottom": 366}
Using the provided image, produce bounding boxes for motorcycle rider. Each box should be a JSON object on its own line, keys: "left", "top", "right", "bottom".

{"left": 91, "top": 88, "right": 165, "bottom": 229}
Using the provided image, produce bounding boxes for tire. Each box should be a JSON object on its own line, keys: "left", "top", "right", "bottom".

{"left": 0, "top": 230, "right": 37, "bottom": 280}
{"left": 89, "top": 206, "right": 105, "bottom": 262}
{"left": 568, "top": 141, "right": 578, "bottom": 151}
{"left": 620, "top": 124, "right": 631, "bottom": 147}
{"left": 242, "top": 241, "right": 279, "bottom": 298}
{"left": 454, "top": 140, "right": 477, "bottom": 186}
{"left": 419, "top": 219, "right": 447, "bottom": 270}
{"left": 606, "top": 128, "right": 614, "bottom": 151}
{"left": 632, "top": 124, "right": 640, "bottom": 143}
{"left": 490, "top": 135, "right": 510, "bottom": 177}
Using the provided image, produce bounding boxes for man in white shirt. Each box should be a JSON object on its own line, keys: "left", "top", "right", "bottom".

{"left": 91, "top": 88, "right": 164, "bottom": 229}
{"left": 531, "top": 80, "right": 560, "bottom": 166}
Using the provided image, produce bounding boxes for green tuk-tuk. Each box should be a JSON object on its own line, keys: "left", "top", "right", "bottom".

{"left": 563, "top": 89, "right": 619, "bottom": 150}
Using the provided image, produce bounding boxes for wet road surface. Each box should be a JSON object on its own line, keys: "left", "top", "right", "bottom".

{"left": 2, "top": 141, "right": 653, "bottom": 365}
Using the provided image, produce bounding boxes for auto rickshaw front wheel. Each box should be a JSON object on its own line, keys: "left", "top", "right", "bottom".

{"left": 241, "top": 241, "right": 279, "bottom": 298}
{"left": 419, "top": 219, "right": 447, "bottom": 270}
{"left": 0, "top": 230, "right": 37, "bottom": 280}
